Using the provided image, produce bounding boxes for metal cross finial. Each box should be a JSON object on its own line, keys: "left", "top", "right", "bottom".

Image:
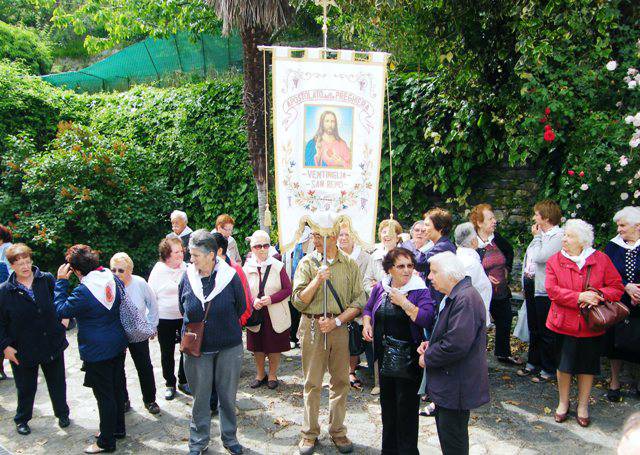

{"left": 313, "top": 0, "right": 337, "bottom": 49}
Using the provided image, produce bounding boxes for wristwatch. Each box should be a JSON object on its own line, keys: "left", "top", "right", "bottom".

{"left": 334, "top": 317, "right": 343, "bottom": 327}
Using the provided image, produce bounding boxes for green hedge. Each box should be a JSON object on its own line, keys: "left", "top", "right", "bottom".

{"left": 0, "top": 21, "right": 52, "bottom": 74}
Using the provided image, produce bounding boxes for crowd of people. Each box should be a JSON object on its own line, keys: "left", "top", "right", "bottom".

{"left": 0, "top": 204, "right": 639, "bottom": 455}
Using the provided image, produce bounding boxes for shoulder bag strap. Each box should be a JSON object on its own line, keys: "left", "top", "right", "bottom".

{"left": 584, "top": 265, "right": 593, "bottom": 291}
{"left": 202, "top": 272, "right": 217, "bottom": 321}
{"left": 258, "top": 265, "right": 272, "bottom": 298}
{"left": 311, "top": 257, "right": 345, "bottom": 314}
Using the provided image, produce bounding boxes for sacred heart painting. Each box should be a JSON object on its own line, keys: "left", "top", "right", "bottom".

{"left": 303, "top": 104, "right": 354, "bottom": 169}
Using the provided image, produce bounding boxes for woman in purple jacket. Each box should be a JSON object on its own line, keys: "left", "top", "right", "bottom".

{"left": 362, "top": 248, "right": 435, "bottom": 455}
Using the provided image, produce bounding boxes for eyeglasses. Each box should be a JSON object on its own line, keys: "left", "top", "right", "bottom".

{"left": 111, "top": 268, "right": 126, "bottom": 274}
{"left": 394, "top": 263, "right": 414, "bottom": 270}
{"left": 251, "top": 243, "right": 271, "bottom": 250}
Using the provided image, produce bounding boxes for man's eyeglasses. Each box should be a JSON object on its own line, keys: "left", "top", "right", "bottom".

{"left": 111, "top": 268, "right": 126, "bottom": 274}
{"left": 394, "top": 263, "right": 414, "bottom": 270}
{"left": 251, "top": 243, "right": 271, "bottom": 250}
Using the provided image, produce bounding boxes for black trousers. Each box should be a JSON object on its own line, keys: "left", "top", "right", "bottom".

{"left": 379, "top": 373, "right": 420, "bottom": 455}
{"left": 490, "top": 297, "right": 513, "bottom": 358}
{"left": 122, "top": 339, "right": 156, "bottom": 404}
{"left": 524, "top": 277, "right": 540, "bottom": 368}
{"left": 84, "top": 353, "right": 126, "bottom": 450}
{"left": 157, "top": 318, "right": 187, "bottom": 387}
{"left": 526, "top": 293, "right": 556, "bottom": 374}
{"left": 435, "top": 407, "right": 470, "bottom": 455}
{"left": 11, "top": 353, "right": 69, "bottom": 424}
{"left": 289, "top": 301, "right": 301, "bottom": 343}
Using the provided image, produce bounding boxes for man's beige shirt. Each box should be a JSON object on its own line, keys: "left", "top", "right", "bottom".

{"left": 292, "top": 250, "right": 365, "bottom": 315}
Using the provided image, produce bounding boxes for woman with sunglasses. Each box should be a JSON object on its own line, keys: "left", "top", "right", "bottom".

{"left": 362, "top": 247, "right": 435, "bottom": 455}
{"left": 243, "top": 230, "right": 292, "bottom": 389}
{"left": 109, "top": 252, "right": 160, "bottom": 415}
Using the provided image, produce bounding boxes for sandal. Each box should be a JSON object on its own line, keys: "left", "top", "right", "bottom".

{"left": 419, "top": 402, "right": 437, "bottom": 417}
{"left": 497, "top": 356, "right": 524, "bottom": 366}
{"left": 349, "top": 373, "right": 363, "bottom": 390}
{"left": 516, "top": 367, "right": 535, "bottom": 377}
{"left": 531, "top": 371, "right": 553, "bottom": 383}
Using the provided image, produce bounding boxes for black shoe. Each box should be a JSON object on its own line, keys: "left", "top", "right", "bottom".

{"left": 0, "top": 370, "right": 7, "bottom": 380}
{"left": 606, "top": 388, "right": 623, "bottom": 403}
{"left": 16, "top": 423, "right": 31, "bottom": 435}
{"left": 165, "top": 386, "right": 176, "bottom": 400}
{"left": 123, "top": 399, "right": 131, "bottom": 413}
{"left": 224, "top": 443, "right": 244, "bottom": 455}
{"left": 145, "top": 401, "right": 160, "bottom": 414}
{"left": 59, "top": 416, "right": 71, "bottom": 428}
{"left": 178, "top": 382, "right": 192, "bottom": 396}
{"left": 250, "top": 376, "right": 268, "bottom": 389}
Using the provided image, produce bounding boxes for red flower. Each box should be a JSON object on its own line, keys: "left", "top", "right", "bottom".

{"left": 539, "top": 117, "right": 547, "bottom": 123}
{"left": 579, "top": 171, "right": 585, "bottom": 177}
{"left": 544, "top": 124, "right": 552, "bottom": 131}
{"left": 544, "top": 130, "right": 556, "bottom": 142}
{"left": 545, "top": 107, "right": 551, "bottom": 115}
{"left": 567, "top": 170, "right": 574, "bottom": 176}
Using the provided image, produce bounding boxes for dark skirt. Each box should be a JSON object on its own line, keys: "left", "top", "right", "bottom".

{"left": 555, "top": 334, "right": 602, "bottom": 375}
{"left": 603, "top": 309, "right": 640, "bottom": 364}
{"left": 246, "top": 306, "right": 290, "bottom": 354}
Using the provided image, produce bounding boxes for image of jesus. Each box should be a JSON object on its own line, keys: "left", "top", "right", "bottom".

{"left": 304, "top": 110, "right": 351, "bottom": 168}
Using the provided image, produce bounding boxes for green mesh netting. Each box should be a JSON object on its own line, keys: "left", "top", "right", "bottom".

{"left": 41, "top": 32, "right": 243, "bottom": 93}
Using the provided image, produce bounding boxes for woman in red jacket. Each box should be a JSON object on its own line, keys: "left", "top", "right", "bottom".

{"left": 545, "top": 219, "right": 624, "bottom": 427}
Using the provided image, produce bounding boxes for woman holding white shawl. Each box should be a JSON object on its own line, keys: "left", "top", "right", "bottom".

{"left": 55, "top": 245, "right": 128, "bottom": 454}
{"left": 244, "top": 230, "right": 292, "bottom": 390}
{"left": 362, "top": 248, "right": 435, "bottom": 455}
{"left": 178, "top": 230, "right": 246, "bottom": 455}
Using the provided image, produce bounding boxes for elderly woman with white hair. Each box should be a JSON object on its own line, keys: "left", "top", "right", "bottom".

{"left": 603, "top": 206, "right": 640, "bottom": 402}
{"left": 454, "top": 222, "right": 492, "bottom": 325}
{"left": 418, "top": 251, "right": 489, "bottom": 455}
{"left": 243, "top": 230, "right": 292, "bottom": 390}
{"left": 109, "top": 252, "right": 160, "bottom": 415}
{"left": 179, "top": 230, "right": 247, "bottom": 455}
{"left": 167, "top": 210, "right": 193, "bottom": 262}
{"left": 545, "top": 219, "right": 624, "bottom": 427}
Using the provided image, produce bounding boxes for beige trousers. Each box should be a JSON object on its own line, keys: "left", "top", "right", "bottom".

{"left": 299, "top": 315, "right": 350, "bottom": 439}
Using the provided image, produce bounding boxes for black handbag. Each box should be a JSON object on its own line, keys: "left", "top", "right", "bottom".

{"left": 325, "top": 279, "right": 366, "bottom": 357}
{"left": 377, "top": 295, "right": 419, "bottom": 380}
{"left": 614, "top": 316, "right": 640, "bottom": 354}
{"left": 245, "top": 265, "right": 271, "bottom": 329}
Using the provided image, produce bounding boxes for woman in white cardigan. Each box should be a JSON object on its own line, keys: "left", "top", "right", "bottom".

{"left": 148, "top": 237, "right": 189, "bottom": 400}
{"left": 244, "top": 230, "right": 292, "bottom": 390}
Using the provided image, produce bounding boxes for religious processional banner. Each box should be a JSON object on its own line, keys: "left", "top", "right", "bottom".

{"left": 271, "top": 46, "right": 389, "bottom": 251}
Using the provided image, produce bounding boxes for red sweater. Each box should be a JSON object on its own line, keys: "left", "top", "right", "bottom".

{"left": 230, "top": 261, "right": 253, "bottom": 326}
{"left": 545, "top": 250, "right": 624, "bottom": 337}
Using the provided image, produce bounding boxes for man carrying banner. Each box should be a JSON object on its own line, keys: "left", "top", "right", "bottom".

{"left": 292, "top": 225, "right": 365, "bottom": 454}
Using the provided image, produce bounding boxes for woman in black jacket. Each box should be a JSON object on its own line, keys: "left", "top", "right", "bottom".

{"left": 0, "top": 243, "right": 70, "bottom": 436}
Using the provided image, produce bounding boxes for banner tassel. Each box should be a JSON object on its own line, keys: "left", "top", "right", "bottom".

{"left": 264, "top": 204, "right": 272, "bottom": 228}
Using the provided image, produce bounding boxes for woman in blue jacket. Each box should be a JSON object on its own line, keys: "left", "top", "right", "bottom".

{"left": 0, "top": 243, "right": 70, "bottom": 436}
{"left": 55, "top": 244, "right": 128, "bottom": 454}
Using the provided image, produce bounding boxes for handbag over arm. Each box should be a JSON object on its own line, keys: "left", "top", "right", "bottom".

{"left": 180, "top": 299, "right": 214, "bottom": 358}
{"left": 580, "top": 265, "right": 629, "bottom": 332}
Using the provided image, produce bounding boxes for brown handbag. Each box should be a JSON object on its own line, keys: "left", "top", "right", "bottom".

{"left": 180, "top": 300, "right": 213, "bottom": 357}
{"left": 580, "top": 265, "right": 629, "bottom": 332}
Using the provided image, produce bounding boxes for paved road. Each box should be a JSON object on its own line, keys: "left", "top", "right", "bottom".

{"left": 0, "top": 330, "right": 636, "bottom": 454}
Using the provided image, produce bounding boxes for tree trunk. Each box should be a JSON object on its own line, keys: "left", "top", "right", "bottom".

{"left": 240, "top": 26, "right": 271, "bottom": 231}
